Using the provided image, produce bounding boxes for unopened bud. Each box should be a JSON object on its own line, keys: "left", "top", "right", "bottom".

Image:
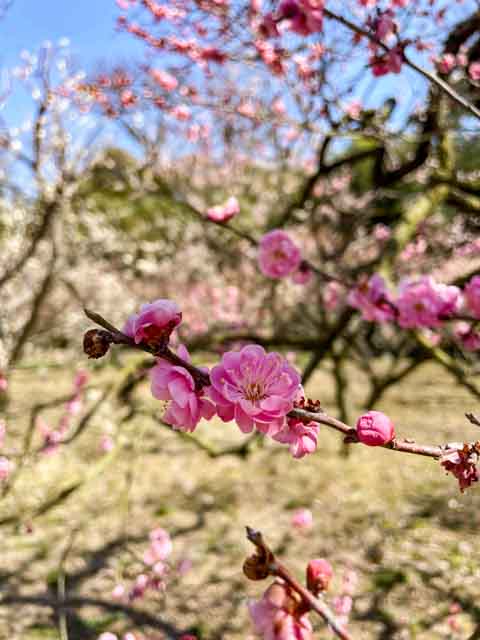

{"left": 83, "top": 329, "right": 112, "bottom": 359}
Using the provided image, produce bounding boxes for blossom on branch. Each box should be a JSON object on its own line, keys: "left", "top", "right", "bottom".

{"left": 440, "top": 443, "right": 480, "bottom": 493}
{"left": 151, "top": 344, "right": 215, "bottom": 431}
{"left": 123, "top": 299, "right": 182, "bottom": 347}
{"left": 396, "top": 276, "right": 462, "bottom": 329}
{"left": 347, "top": 274, "right": 395, "bottom": 323}
{"left": 356, "top": 410, "right": 395, "bottom": 446}
{"left": 277, "top": 0, "right": 324, "bottom": 36}
{"left": 209, "top": 344, "right": 301, "bottom": 435}
{"left": 258, "top": 230, "right": 302, "bottom": 279}
{"left": 206, "top": 196, "right": 240, "bottom": 222}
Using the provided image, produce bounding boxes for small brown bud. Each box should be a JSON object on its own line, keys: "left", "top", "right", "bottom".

{"left": 243, "top": 527, "right": 275, "bottom": 581}
{"left": 83, "top": 329, "right": 112, "bottom": 359}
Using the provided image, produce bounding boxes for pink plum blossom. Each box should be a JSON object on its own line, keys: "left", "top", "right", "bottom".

{"left": 469, "top": 62, "right": 480, "bottom": 81}
{"left": 207, "top": 196, "right": 240, "bottom": 223}
{"left": 456, "top": 325, "right": 480, "bottom": 351}
{"left": 143, "top": 527, "right": 173, "bottom": 565}
{"left": 277, "top": 0, "right": 324, "bottom": 36}
{"left": 347, "top": 274, "right": 395, "bottom": 323}
{"left": 306, "top": 558, "right": 333, "bottom": 593}
{"left": 0, "top": 456, "right": 13, "bottom": 480}
{"left": 123, "top": 299, "right": 182, "bottom": 346}
{"left": 464, "top": 275, "right": 480, "bottom": 318}
{"left": 0, "top": 374, "right": 7, "bottom": 392}
{"left": 150, "top": 344, "right": 215, "bottom": 432}
{"left": 370, "top": 46, "right": 403, "bottom": 76}
{"left": 291, "top": 262, "right": 313, "bottom": 285}
{"left": 258, "top": 230, "right": 302, "bottom": 279}
{"left": 273, "top": 416, "right": 319, "bottom": 458}
{"left": 396, "top": 276, "right": 462, "bottom": 328}
{"left": 323, "top": 281, "right": 344, "bottom": 311}
{"left": 248, "top": 581, "right": 313, "bottom": 640}
{"left": 356, "top": 411, "right": 395, "bottom": 446}
{"left": 291, "top": 507, "right": 313, "bottom": 531}
{"left": 209, "top": 344, "right": 301, "bottom": 435}
{"left": 150, "top": 68, "right": 178, "bottom": 91}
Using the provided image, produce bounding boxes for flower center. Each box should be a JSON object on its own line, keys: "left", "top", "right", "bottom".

{"left": 243, "top": 382, "right": 266, "bottom": 403}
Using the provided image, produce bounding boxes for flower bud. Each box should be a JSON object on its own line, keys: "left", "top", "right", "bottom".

{"left": 83, "top": 329, "right": 112, "bottom": 359}
{"left": 306, "top": 558, "right": 333, "bottom": 594}
{"left": 356, "top": 410, "right": 395, "bottom": 446}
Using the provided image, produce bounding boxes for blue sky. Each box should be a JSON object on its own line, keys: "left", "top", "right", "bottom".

{"left": 0, "top": 0, "right": 140, "bottom": 68}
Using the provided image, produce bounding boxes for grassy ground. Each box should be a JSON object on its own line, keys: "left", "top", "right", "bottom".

{"left": 1, "top": 356, "right": 480, "bottom": 639}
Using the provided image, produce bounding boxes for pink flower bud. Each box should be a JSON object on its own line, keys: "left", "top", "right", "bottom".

{"left": 306, "top": 558, "right": 333, "bottom": 593}
{"left": 356, "top": 411, "right": 395, "bottom": 446}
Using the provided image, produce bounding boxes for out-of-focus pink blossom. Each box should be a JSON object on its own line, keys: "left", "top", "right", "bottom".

{"left": 0, "top": 374, "right": 7, "bottom": 392}
{"left": 291, "top": 262, "right": 313, "bottom": 285}
{"left": 469, "top": 62, "right": 480, "bottom": 80}
{"left": 177, "top": 557, "right": 193, "bottom": 575}
{"left": 150, "top": 344, "right": 215, "bottom": 432}
{"left": 171, "top": 104, "right": 191, "bottom": 120}
{"left": 144, "top": 527, "right": 172, "bottom": 565}
{"left": 98, "top": 633, "right": 118, "bottom": 640}
{"left": 0, "top": 421, "right": 5, "bottom": 448}
{"left": 123, "top": 299, "right": 182, "bottom": 346}
{"left": 277, "top": 0, "right": 324, "bottom": 36}
{"left": 100, "top": 435, "right": 114, "bottom": 452}
{"left": 258, "top": 230, "right": 301, "bottom": 279}
{"left": 207, "top": 196, "right": 240, "bottom": 223}
{"left": 436, "top": 53, "right": 456, "bottom": 74}
{"left": 130, "top": 573, "right": 149, "bottom": 600}
{"left": 273, "top": 417, "right": 319, "bottom": 458}
{"left": 374, "top": 10, "right": 396, "bottom": 41}
{"left": 249, "top": 581, "right": 313, "bottom": 640}
{"left": 373, "top": 223, "right": 391, "bottom": 242}
{"left": 0, "top": 456, "right": 13, "bottom": 480}
{"left": 209, "top": 344, "right": 300, "bottom": 435}
{"left": 150, "top": 68, "right": 178, "bottom": 91}
{"left": 455, "top": 324, "right": 480, "bottom": 352}
{"left": 347, "top": 274, "right": 395, "bottom": 323}
{"left": 356, "top": 410, "right": 395, "bottom": 446}
{"left": 291, "top": 507, "right": 313, "bottom": 531}
{"left": 396, "top": 277, "right": 462, "bottom": 328}
{"left": 464, "top": 275, "right": 480, "bottom": 318}
{"left": 306, "top": 558, "right": 333, "bottom": 593}
{"left": 323, "top": 281, "right": 344, "bottom": 311}
{"left": 371, "top": 46, "right": 403, "bottom": 76}
{"left": 341, "top": 569, "right": 359, "bottom": 596}
{"left": 112, "top": 584, "right": 127, "bottom": 600}
{"left": 345, "top": 100, "right": 362, "bottom": 119}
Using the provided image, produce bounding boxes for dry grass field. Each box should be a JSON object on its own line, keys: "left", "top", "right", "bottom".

{"left": 1, "top": 355, "right": 480, "bottom": 639}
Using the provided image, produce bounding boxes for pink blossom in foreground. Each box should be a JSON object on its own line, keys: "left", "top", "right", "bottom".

{"left": 356, "top": 411, "right": 395, "bottom": 446}
{"left": 209, "top": 344, "right": 301, "bottom": 435}
{"left": 273, "top": 416, "right": 319, "bottom": 458}
{"left": 249, "top": 581, "right": 313, "bottom": 640}
{"left": 258, "top": 230, "right": 301, "bottom": 279}
{"left": 306, "top": 558, "right": 333, "bottom": 593}
{"left": 396, "top": 277, "right": 462, "bottom": 329}
{"left": 464, "top": 275, "right": 480, "bottom": 318}
{"left": 347, "top": 274, "right": 395, "bottom": 323}
{"left": 277, "top": 0, "right": 324, "bottom": 36}
{"left": 206, "top": 196, "right": 240, "bottom": 223}
{"left": 124, "top": 299, "right": 182, "bottom": 346}
{"left": 0, "top": 456, "right": 13, "bottom": 480}
{"left": 150, "top": 344, "right": 215, "bottom": 432}
{"left": 441, "top": 446, "right": 479, "bottom": 493}
{"left": 291, "top": 507, "right": 313, "bottom": 531}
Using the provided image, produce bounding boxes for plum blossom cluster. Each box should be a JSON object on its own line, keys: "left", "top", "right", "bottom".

{"left": 37, "top": 369, "right": 89, "bottom": 454}
{"left": 347, "top": 273, "right": 480, "bottom": 350}
{"left": 122, "top": 298, "right": 320, "bottom": 457}
{"left": 112, "top": 528, "right": 173, "bottom": 603}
